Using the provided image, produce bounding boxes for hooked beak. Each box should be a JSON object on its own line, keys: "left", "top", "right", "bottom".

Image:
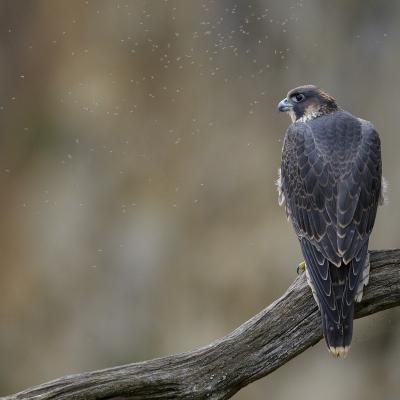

{"left": 277, "top": 98, "right": 293, "bottom": 112}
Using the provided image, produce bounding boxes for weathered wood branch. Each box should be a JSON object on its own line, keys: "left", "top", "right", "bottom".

{"left": 4, "top": 249, "right": 400, "bottom": 400}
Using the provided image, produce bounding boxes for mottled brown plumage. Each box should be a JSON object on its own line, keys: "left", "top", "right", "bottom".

{"left": 277, "top": 85, "right": 383, "bottom": 357}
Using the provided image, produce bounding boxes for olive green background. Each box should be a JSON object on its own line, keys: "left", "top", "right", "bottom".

{"left": 0, "top": 1, "right": 399, "bottom": 398}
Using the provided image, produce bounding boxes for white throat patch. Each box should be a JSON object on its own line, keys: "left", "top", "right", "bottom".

{"left": 288, "top": 110, "right": 296, "bottom": 123}
{"left": 297, "top": 111, "right": 322, "bottom": 123}
{"left": 296, "top": 104, "right": 323, "bottom": 123}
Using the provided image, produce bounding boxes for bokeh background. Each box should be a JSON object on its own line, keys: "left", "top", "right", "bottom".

{"left": 1, "top": 1, "right": 399, "bottom": 398}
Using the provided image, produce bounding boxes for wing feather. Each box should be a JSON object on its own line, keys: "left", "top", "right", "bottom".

{"left": 280, "top": 112, "right": 381, "bottom": 325}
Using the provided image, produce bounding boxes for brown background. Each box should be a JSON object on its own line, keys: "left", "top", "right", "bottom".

{"left": 0, "top": 1, "right": 399, "bottom": 398}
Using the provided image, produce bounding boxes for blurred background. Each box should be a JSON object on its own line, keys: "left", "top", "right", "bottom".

{"left": 0, "top": 0, "right": 399, "bottom": 398}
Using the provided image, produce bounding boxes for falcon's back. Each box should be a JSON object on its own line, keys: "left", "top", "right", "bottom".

{"left": 280, "top": 108, "right": 382, "bottom": 357}
{"left": 306, "top": 111, "right": 364, "bottom": 178}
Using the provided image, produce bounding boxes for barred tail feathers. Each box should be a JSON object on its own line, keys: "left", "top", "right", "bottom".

{"left": 322, "top": 307, "right": 353, "bottom": 358}
{"left": 323, "top": 265, "right": 353, "bottom": 358}
{"left": 300, "top": 240, "right": 369, "bottom": 358}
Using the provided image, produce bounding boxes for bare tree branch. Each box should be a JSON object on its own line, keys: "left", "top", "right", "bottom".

{"left": 3, "top": 249, "right": 400, "bottom": 400}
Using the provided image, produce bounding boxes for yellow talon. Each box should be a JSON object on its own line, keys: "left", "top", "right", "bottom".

{"left": 297, "top": 261, "right": 306, "bottom": 274}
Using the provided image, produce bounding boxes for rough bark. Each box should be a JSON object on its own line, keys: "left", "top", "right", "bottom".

{"left": 4, "top": 249, "right": 400, "bottom": 400}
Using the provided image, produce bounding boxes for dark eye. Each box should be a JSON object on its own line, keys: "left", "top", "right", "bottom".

{"left": 291, "top": 93, "right": 305, "bottom": 103}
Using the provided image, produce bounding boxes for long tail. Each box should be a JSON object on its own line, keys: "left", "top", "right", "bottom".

{"left": 322, "top": 264, "right": 354, "bottom": 358}
{"left": 301, "top": 240, "right": 369, "bottom": 358}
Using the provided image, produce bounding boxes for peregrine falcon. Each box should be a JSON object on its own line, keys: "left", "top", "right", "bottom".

{"left": 277, "top": 85, "right": 384, "bottom": 358}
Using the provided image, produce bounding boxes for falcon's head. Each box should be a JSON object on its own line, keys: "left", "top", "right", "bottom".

{"left": 278, "top": 85, "right": 338, "bottom": 123}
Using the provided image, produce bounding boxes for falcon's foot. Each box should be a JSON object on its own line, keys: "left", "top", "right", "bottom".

{"left": 297, "top": 260, "right": 306, "bottom": 275}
